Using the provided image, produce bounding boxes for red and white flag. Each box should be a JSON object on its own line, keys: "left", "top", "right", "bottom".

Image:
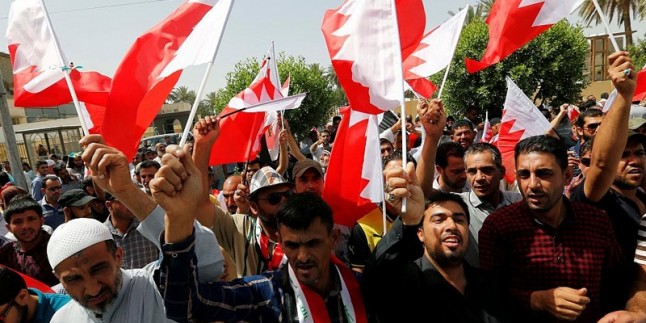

{"left": 481, "top": 110, "right": 493, "bottom": 143}
{"left": 100, "top": 0, "right": 232, "bottom": 160}
{"left": 6, "top": 0, "right": 111, "bottom": 108}
{"left": 322, "top": 0, "right": 425, "bottom": 115}
{"left": 322, "top": 106, "right": 383, "bottom": 227}
{"left": 405, "top": 78, "right": 437, "bottom": 100}
{"left": 209, "top": 45, "right": 284, "bottom": 165}
{"left": 634, "top": 65, "right": 646, "bottom": 102}
{"left": 567, "top": 105, "right": 580, "bottom": 122}
{"left": 404, "top": 6, "right": 469, "bottom": 80}
{"left": 465, "top": 0, "right": 583, "bottom": 73}
{"left": 266, "top": 74, "right": 292, "bottom": 161}
{"left": 496, "top": 77, "right": 552, "bottom": 183}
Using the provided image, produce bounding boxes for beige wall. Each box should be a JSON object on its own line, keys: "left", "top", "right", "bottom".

{"left": 581, "top": 80, "right": 613, "bottom": 101}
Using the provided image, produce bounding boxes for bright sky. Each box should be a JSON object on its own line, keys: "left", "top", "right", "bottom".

{"left": 1, "top": 0, "right": 644, "bottom": 96}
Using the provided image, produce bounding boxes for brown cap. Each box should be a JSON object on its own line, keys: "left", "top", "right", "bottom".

{"left": 293, "top": 159, "right": 323, "bottom": 179}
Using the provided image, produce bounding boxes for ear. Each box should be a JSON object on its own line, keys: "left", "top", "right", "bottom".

{"left": 435, "top": 165, "right": 442, "bottom": 174}
{"left": 249, "top": 201, "right": 259, "bottom": 215}
{"left": 63, "top": 207, "right": 71, "bottom": 222}
{"left": 115, "top": 247, "right": 124, "bottom": 267}
{"left": 331, "top": 226, "right": 340, "bottom": 247}
{"left": 417, "top": 226, "right": 425, "bottom": 243}
{"left": 14, "top": 289, "right": 29, "bottom": 306}
{"left": 576, "top": 126, "right": 583, "bottom": 138}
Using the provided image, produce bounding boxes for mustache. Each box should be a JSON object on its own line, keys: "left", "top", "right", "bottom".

{"left": 82, "top": 286, "right": 111, "bottom": 304}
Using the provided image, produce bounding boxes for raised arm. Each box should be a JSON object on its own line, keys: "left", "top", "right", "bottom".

{"left": 415, "top": 99, "right": 446, "bottom": 199}
{"left": 584, "top": 52, "right": 637, "bottom": 201}
{"left": 191, "top": 116, "right": 222, "bottom": 229}
{"left": 546, "top": 104, "right": 568, "bottom": 138}
{"left": 275, "top": 130, "right": 289, "bottom": 175}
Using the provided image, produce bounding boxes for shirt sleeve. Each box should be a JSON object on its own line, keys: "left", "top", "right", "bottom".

{"left": 635, "top": 216, "right": 646, "bottom": 265}
{"left": 159, "top": 232, "right": 279, "bottom": 322}
{"left": 348, "top": 224, "right": 371, "bottom": 270}
{"left": 137, "top": 205, "right": 224, "bottom": 282}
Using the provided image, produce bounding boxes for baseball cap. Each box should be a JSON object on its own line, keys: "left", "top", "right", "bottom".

{"left": 628, "top": 129, "right": 646, "bottom": 145}
{"left": 58, "top": 189, "right": 96, "bottom": 208}
{"left": 292, "top": 159, "right": 323, "bottom": 179}
{"left": 248, "top": 166, "right": 293, "bottom": 199}
{"left": 628, "top": 104, "right": 646, "bottom": 130}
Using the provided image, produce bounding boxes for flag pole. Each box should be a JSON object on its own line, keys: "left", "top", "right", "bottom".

{"left": 270, "top": 41, "right": 287, "bottom": 132}
{"left": 38, "top": 0, "right": 89, "bottom": 135}
{"left": 437, "top": 4, "right": 469, "bottom": 99}
{"left": 179, "top": 0, "right": 235, "bottom": 148}
{"left": 590, "top": 0, "right": 620, "bottom": 52}
{"left": 390, "top": 0, "right": 407, "bottom": 213}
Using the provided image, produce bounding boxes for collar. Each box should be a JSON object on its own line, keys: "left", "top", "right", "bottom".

{"left": 526, "top": 196, "right": 576, "bottom": 233}
{"left": 104, "top": 215, "right": 138, "bottom": 236}
{"left": 468, "top": 190, "right": 516, "bottom": 209}
{"left": 14, "top": 230, "right": 48, "bottom": 253}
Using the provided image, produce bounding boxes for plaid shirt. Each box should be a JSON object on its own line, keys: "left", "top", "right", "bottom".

{"left": 0, "top": 230, "right": 58, "bottom": 286}
{"left": 104, "top": 216, "right": 159, "bottom": 269}
{"left": 159, "top": 232, "right": 349, "bottom": 323}
{"left": 479, "top": 198, "right": 623, "bottom": 322}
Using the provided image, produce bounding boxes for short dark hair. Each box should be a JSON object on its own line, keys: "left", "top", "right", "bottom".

{"left": 382, "top": 150, "right": 417, "bottom": 170}
{"left": 0, "top": 266, "right": 26, "bottom": 305}
{"left": 332, "top": 116, "right": 342, "bottom": 122}
{"left": 435, "top": 142, "right": 465, "bottom": 169}
{"left": 452, "top": 119, "right": 474, "bottom": 132}
{"left": 36, "top": 160, "right": 47, "bottom": 168}
{"left": 42, "top": 175, "right": 61, "bottom": 187}
{"left": 53, "top": 163, "right": 67, "bottom": 175}
{"left": 465, "top": 143, "right": 503, "bottom": 170}
{"left": 0, "top": 173, "right": 9, "bottom": 187}
{"left": 515, "top": 135, "right": 568, "bottom": 171}
{"left": 575, "top": 108, "right": 604, "bottom": 128}
{"left": 425, "top": 192, "right": 470, "bottom": 224}
{"left": 320, "top": 129, "right": 331, "bottom": 136}
{"left": 600, "top": 92, "right": 609, "bottom": 99}
{"left": 139, "top": 160, "right": 160, "bottom": 171}
{"left": 4, "top": 196, "right": 43, "bottom": 223}
{"left": 276, "top": 192, "right": 334, "bottom": 234}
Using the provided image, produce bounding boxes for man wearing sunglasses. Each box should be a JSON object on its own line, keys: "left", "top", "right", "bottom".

{"left": 37, "top": 176, "right": 64, "bottom": 231}
{"left": 0, "top": 266, "right": 70, "bottom": 323}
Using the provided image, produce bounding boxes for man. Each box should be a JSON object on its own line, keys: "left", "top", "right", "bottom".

{"left": 572, "top": 108, "right": 604, "bottom": 155}
{"left": 479, "top": 135, "right": 623, "bottom": 322}
{"left": 58, "top": 189, "right": 96, "bottom": 223}
{"left": 363, "top": 187, "right": 500, "bottom": 322}
{"left": 452, "top": 119, "right": 476, "bottom": 150}
{"left": 489, "top": 118, "right": 501, "bottom": 138}
{"left": 153, "top": 143, "right": 165, "bottom": 163}
{"left": 220, "top": 174, "right": 242, "bottom": 214}
{"left": 80, "top": 177, "right": 109, "bottom": 222}
{"left": 159, "top": 192, "right": 367, "bottom": 322}
{"left": 52, "top": 164, "right": 80, "bottom": 194}
{"left": 464, "top": 106, "right": 483, "bottom": 141}
{"left": 0, "top": 266, "right": 70, "bottom": 323}
{"left": 629, "top": 104, "right": 646, "bottom": 134}
{"left": 433, "top": 142, "right": 467, "bottom": 193}
{"left": 570, "top": 51, "right": 646, "bottom": 313}
{"left": 30, "top": 161, "right": 53, "bottom": 202}
{"left": 104, "top": 194, "right": 158, "bottom": 269}
{"left": 320, "top": 150, "right": 331, "bottom": 175}
{"left": 292, "top": 158, "right": 324, "bottom": 195}
{"left": 38, "top": 176, "right": 65, "bottom": 230}
{"left": 243, "top": 158, "right": 261, "bottom": 184}
{"left": 380, "top": 138, "right": 394, "bottom": 159}
{"left": 22, "top": 163, "right": 36, "bottom": 190}
{"left": 310, "top": 129, "right": 332, "bottom": 162}
{"left": 0, "top": 196, "right": 58, "bottom": 286}
{"left": 137, "top": 160, "right": 160, "bottom": 196}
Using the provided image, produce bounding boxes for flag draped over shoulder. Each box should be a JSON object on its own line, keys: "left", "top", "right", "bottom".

{"left": 209, "top": 47, "right": 284, "bottom": 165}
{"left": 6, "top": 0, "right": 111, "bottom": 108}
{"left": 322, "top": 107, "right": 383, "bottom": 227}
{"left": 100, "top": 0, "right": 231, "bottom": 160}
{"left": 496, "top": 77, "right": 552, "bottom": 184}
{"left": 465, "top": 0, "right": 583, "bottom": 73}
{"left": 321, "top": 0, "right": 425, "bottom": 114}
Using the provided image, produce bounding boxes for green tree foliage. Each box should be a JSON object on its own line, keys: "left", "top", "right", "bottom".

{"left": 449, "top": 0, "right": 494, "bottom": 24}
{"left": 627, "top": 37, "right": 646, "bottom": 69}
{"left": 201, "top": 54, "right": 342, "bottom": 140}
{"left": 433, "top": 20, "right": 589, "bottom": 118}
{"left": 168, "top": 85, "right": 196, "bottom": 105}
{"left": 579, "top": 0, "right": 645, "bottom": 46}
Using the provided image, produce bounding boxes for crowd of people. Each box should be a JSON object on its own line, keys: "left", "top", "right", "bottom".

{"left": 0, "top": 52, "right": 644, "bottom": 322}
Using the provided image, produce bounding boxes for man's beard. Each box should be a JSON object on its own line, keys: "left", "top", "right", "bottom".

{"left": 76, "top": 270, "right": 122, "bottom": 315}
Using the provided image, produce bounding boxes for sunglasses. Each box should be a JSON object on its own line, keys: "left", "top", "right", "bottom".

{"left": 47, "top": 186, "right": 63, "bottom": 192}
{"left": 584, "top": 122, "right": 601, "bottom": 132}
{"left": 257, "top": 190, "right": 292, "bottom": 205}
{"left": 0, "top": 300, "right": 15, "bottom": 322}
{"left": 580, "top": 157, "right": 591, "bottom": 167}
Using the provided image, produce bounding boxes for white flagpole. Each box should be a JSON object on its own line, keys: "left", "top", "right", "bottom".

{"left": 271, "top": 42, "right": 287, "bottom": 132}
{"left": 437, "top": 4, "right": 469, "bottom": 100}
{"left": 179, "top": 0, "right": 235, "bottom": 147}
{"left": 390, "top": 0, "right": 407, "bottom": 213}
{"left": 590, "top": 0, "right": 620, "bottom": 52}
{"left": 39, "top": 0, "right": 89, "bottom": 135}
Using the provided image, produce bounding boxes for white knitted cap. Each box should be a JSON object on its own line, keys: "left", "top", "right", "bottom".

{"left": 47, "top": 218, "right": 114, "bottom": 270}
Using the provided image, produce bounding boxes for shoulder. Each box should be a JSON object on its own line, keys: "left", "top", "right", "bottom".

{"left": 502, "top": 191, "right": 522, "bottom": 203}
{"left": 50, "top": 301, "right": 86, "bottom": 322}
{"left": 486, "top": 201, "right": 525, "bottom": 223}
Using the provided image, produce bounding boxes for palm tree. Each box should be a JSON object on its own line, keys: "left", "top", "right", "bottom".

{"left": 579, "top": 0, "right": 646, "bottom": 46}
{"left": 168, "top": 86, "right": 197, "bottom": 104}
{"left": 449, "top": 0, "right": 494, "bottom": 23}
